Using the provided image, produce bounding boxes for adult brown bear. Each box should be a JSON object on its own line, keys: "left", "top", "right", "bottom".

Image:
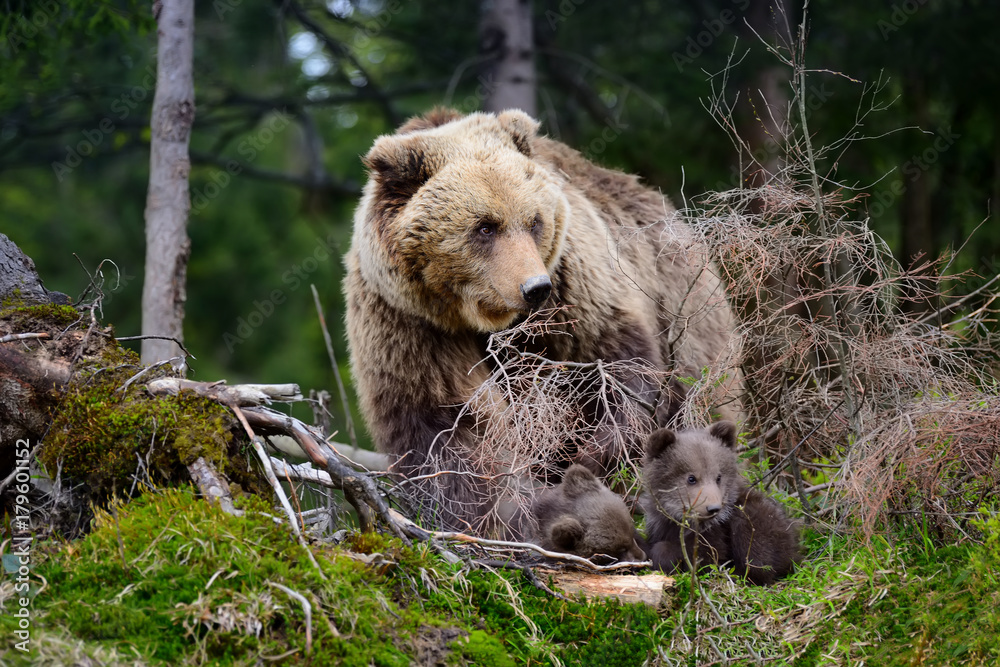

{"left": 345, "top": 108, "right": 739, "bottom": 533}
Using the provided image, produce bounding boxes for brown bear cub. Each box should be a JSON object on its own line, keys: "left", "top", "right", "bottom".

{"left": 641, "top": 422, "right": 800, "bottom": 585}
{"left": 532, "top": 464, "right": 646, "bottom": 562}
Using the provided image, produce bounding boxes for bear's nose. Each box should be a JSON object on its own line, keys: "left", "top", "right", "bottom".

{"left": 705, "top": 504, "right": 722, "bottom": 516}
{"left": 520, "top": 275, "right": 552, "bottom": 307}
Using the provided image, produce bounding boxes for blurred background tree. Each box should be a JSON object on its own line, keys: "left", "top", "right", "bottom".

{"left": 2, "top": 0, "right": 997, "bottom": 446}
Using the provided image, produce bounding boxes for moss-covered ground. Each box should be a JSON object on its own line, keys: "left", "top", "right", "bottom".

{"left": 2, "top": 486, "right": 999, "bottom": 666}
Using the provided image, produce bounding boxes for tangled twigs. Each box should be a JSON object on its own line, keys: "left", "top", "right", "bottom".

{"left": 242, "top": 406, "right": 412, "bottom": 543}
{"left": 431, "top": 530, "right": 651, "bottom": 572}
{"left": 143, "top": 376, "right": 411, "bottom": 542}
{"left": 232, "top": 405, "right": 326, "bottom": 578}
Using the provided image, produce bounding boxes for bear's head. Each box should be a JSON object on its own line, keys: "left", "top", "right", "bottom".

{"left": 643, "top": 421, "right": 743, "bottom": 527}
{"left": 353, "top": 109, "right": 569, "bottom": 333}
{"left": 535, "top": 464, "right": 645, "bottom": 562}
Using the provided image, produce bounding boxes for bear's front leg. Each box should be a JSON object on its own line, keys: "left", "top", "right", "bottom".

{"left": 346, "top": 275, "right": 501, "bottom": 532}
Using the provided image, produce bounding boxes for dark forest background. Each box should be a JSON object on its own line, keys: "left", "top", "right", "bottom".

{"left": 3, "top": 0, "right": 998, "bottom": 444}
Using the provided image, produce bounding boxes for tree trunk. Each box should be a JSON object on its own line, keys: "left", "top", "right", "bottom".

{"left": 142, "top": 0, "right": 195, "bottom": 367}
{"left": 1, "top": 235, "right": 73, "bottom": 477}
{"left": 480, "top": 0, "right": 536, "bottom": 116}
{"left": 0, "top": 233, "right": 66, "bottom": 305}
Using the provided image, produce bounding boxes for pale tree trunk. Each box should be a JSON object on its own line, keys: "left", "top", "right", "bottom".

{"left": 142, "top": 0, "right": 195, "bottom": 367}
{"left": 480, "top": 0, "right": 536, "bottom": 116}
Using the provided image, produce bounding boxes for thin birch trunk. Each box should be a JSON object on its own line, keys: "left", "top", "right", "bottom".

{"left": 141, "top": 0, "right": 195, "bottom": 367}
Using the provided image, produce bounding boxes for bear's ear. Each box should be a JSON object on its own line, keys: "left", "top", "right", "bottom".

{"left": 496, "top": 109, "right": 540, "bottom": 157}
{"left": 561, "top": 464, "right": 599, "bottom": 498}
{"left": 362, "top": 135, "right": 433, "bottom": 202}
{"left": 550, "top": 516, "right": 584, "bottom": 552}
{"left": 397, "top": 107, "right": 463, "bottom": 134}
{"left": 645, "top": 428, "right": 677, "bottom": 461}
{"left": 708, "top": 421, "right": 737, "bottom": 449}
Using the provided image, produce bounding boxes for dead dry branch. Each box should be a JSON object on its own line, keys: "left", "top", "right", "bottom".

{"left": 387, "top": 307, "right": 671, "bottom": 537}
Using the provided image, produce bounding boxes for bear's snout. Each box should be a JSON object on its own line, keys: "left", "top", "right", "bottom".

{"left": 520, "top": 275, "right": 552, "bottom": 308}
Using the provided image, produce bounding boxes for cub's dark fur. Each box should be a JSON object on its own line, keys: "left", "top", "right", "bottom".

{"left": 641, "top": 422, "right": 800, "bottom": 585}
{"left": 531, "top": 464, "right": 645, "bottom": 562}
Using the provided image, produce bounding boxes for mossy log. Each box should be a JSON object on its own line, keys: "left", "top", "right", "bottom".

{"left": 0, "top": 237, "right": 389, "bottom": 539}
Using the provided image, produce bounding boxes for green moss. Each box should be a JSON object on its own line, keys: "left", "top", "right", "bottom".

{"left": 39, "top": 366, "right": 238, "bottom": 498}
{"left": 449, "top": 630, "right": 517, "bottom": 667}
{"left": 0, "top": 487, "right": 669, "bottom": 666}
{"left": 0, "top": 300, "right": 80, "bottom": 328}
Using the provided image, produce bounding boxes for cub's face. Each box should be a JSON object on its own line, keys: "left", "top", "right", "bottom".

{"left": 644, "top": 422, "right": 742, "bottom": 527}
{"left": 355, "top": 111, "right": 569, "bottom": 333}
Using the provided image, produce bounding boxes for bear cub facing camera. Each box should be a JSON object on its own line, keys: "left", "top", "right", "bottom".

{"left": 532, "top": 464, "right": 646, "bottom": 562}
{"left": 642, "top": 422, "right": 800, "bottom": 585}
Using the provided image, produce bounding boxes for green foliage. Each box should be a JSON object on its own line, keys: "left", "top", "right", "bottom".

{"left": 810, "top": 527, "right": 1000, "bottom": 666}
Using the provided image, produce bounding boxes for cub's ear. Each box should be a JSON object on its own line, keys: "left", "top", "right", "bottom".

{"left": 708, "top": 421, "right": 737, "bottom": 450}
{"left": 645, "top": 428, "right": 677, "bottom": 461}
{"left": 496, "top": 109, "right": 540, "bottom": 157}
{"left": 627, "top": 539, "right": 647, "bottom": 562}
{"left": 561, "top": 464, "right": 600, "bottom": 498}
{"left": 550, "top": 516, "right": 584, "bottom": 553}
{"left": 362, "top": 136, "right": 433, "bottom": 202}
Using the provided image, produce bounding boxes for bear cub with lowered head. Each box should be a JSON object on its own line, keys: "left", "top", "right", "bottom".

{"left": 531, "top": 464, "right": 645, "bottom": 562}
{"left": 642, "top": 422, "right": 800, "bottom": 585}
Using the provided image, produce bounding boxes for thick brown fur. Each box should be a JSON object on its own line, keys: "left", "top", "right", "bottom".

{"left": 345, "top": 108, "right": 740, "bottom": 532}
{"left": 530, "top": 464, "right": 645, "bottom": 562}
{"left": 641, "top": 421, "right": 801, "bottom": 585}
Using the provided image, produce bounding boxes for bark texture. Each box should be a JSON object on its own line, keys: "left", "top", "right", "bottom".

{"left": 0, "top": 232, "right": 65, "bottom": 305}
{"left": 480, "top": 0, "right": 536, "bottom": 116}
{"left": 142, "top": 0, "right": 195, "bottom": 366}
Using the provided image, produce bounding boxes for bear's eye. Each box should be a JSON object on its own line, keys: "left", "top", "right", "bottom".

{"left": 478, "top": 222, "right": 497, "bottom": 237}
{"left": 687, "top": 475, "right": 697, "bottom": 485}
{"left": 716, "top": 474, "right": 722, "bottom": 484}
{"left": 530, "top": 214, "right": 542, "bottom": 232}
